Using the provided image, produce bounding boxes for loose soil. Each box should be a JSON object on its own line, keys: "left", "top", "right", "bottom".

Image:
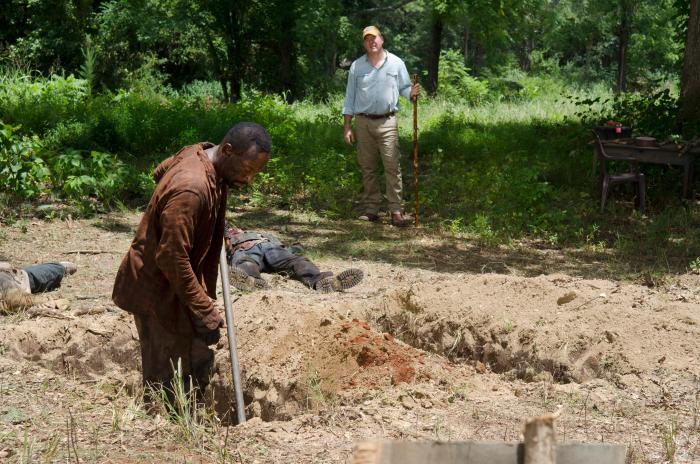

{"left": 1, "top": 210, "right": 699, "bottom": 462}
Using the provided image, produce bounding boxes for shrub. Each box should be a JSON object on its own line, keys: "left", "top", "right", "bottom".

{"left": 572, "top": 87, "right": 681, "bottom": 139}
{"left": 0, "top": 122, "right": 49, "bottom": 199}
{"left": 437, "top": 49, "right": 489, "bottom": 105}
{"left": 48, "top": 149, "right": 133, "bottom": 204}
{"left": 606, "top": 88, "right": 681, "bottom": 139}
{"left": 0, "top": 73, "right": 89, "bottom": 132}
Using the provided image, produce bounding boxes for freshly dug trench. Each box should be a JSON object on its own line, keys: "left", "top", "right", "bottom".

{"left": 369, "top": 286, "right": 636, "bottom": 384}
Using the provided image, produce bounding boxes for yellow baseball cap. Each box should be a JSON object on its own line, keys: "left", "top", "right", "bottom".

{"left": 362, "top": 26, "right": 381, "bottom": 39}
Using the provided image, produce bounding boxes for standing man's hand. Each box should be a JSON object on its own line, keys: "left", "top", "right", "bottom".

{"left": 343, "top": 114, "right": 355, "bottom": 145}
{"left": 410, "top": 83, "right": 422, "bottom": 100}
{"left": 343, "top": 124, "right": 355, "bottom": 145}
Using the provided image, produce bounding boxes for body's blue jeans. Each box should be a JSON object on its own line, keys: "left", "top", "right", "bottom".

{"left": 231, "top": 242, "right": 327, "bottom": 288}
{"left": 24, "top": 263, "right": 65, "bottom": 293}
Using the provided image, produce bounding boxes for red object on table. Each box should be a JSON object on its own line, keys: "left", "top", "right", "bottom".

{"left": 606, "top": 121, "right": 623, "bottom": 134}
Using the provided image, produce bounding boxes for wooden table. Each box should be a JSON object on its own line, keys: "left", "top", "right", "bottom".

{"left": 599, "top": 140, "right": 700, "bottom": 199}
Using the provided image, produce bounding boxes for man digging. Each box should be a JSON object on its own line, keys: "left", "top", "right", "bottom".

{"left": 112, "top": 123, "right": 271, "bottom": 406}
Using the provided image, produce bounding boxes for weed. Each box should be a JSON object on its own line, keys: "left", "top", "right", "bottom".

{"left": 305, "top": 365, "right": 336, "bottom": 411}
{"left": 503, "top": 319, "right": 515, "bottom": 334}
{"left": 471, "top": 407, "right": 481, "bottom": 420}
{"left": 40, "top": 434, "right": 61, "bottom": 462}
{"left": 446, "top": 383, "right": 470, "bottom": 404}
{"left": 600, "top": 356, "right": 615, "bottom": 372}
{"left": 442, "top": 217, "right": 465, "bottom": 235}
{"left": 432, "top": 415, "right": 448, "bottom": 441}
{"left": 659, "top": 419, "right": 678, "bottom": 463}
{"left": 111, "top": 393, "right": 142, "bottom": 432}
{"left": 254, "top": 442, "right": 269, "bottom": 456}
{"left": 694, "top": 375, "right": 700, "bottom": 432}
{"left": 20, "top": 427, "right": 34, "bottom": 463}
{"left": 689, "top": 257, "right": 700, "bottom": 273}
{"left": 148, "top": 358, "right": 218, "bottom": 445}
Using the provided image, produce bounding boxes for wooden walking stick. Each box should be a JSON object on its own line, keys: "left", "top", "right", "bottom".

{"left": 411, "top": 74, "right": 420, "bottom": 227}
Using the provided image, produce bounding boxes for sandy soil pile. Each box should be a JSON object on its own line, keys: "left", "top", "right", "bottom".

{"left": 1, "top": 213, "right": 699, "bottom": 462}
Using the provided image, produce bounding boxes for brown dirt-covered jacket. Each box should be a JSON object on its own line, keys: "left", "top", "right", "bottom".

{"left": 112, "top": 143, "right": 227, "bottom": 333}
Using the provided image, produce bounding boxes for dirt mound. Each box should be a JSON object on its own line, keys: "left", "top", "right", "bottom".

{"left": 209, "top": 313, "right": 458, "bottom": 422}
{"left": 339, "top": 319, "right": 423, "bottom": 387}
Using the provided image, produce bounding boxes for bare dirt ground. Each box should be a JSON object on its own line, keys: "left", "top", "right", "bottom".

{"left": 1, "top": 209, "right": 699, "bottom": 463}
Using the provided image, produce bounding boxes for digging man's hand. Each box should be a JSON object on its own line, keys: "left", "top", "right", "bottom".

{"left": 192, "top": 314, "right": 223, "bottom": 346}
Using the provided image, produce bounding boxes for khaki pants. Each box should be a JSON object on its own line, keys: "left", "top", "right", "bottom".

{"left": 133, "top": 313, "right": 214, "bottom": 404}
{"left": 355, "top": 115, "right": 403, "bottom": 214}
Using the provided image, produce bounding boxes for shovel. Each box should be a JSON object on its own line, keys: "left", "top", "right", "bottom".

{"left": 219, "top": 246, "right": 246, "bottom": 424}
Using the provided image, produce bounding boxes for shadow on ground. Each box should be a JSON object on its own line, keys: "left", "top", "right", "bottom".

{"left": 231, "top": 208, "right": 642, "bottom": 280}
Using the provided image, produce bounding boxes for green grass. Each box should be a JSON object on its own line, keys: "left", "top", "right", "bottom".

{"left": 1, "top": 71, "right": 699, "bottom": 276}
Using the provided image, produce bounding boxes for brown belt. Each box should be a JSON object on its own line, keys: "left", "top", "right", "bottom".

{"left": 356, "top": 112, "right": 395, "bottom": 120}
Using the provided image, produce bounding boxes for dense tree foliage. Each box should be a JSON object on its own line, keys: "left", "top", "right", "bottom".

{"left": 0, "top": 0, "right": 689, "bottom": 98}
{"left": 0, "top": 0, "right": 698, "bottom": 134}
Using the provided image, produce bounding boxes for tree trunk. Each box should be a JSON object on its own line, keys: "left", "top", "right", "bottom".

{"left": 462, "top": 25, "right": 470, "bottom": 66}
{"left": 230, "top": 78, "right": 241, "bottom": 103}
{"left": 220, "top": 79, "right": 229, "bottom": 102}
{"left": 473, "top": 40, "right": 484, "bottom": 75}
{"left": 275, "top": 1, "right": 297, "bottom": 98}
{"left": 680, "top": 0, "right": 700, "bottom": 125}
{"left": 519, "top": 38, "right": 533, "bottom": 72}
{"left": 615, "top": 0, "right": 634, "bottom": 93}
{"left": 426, "top": 14, "right": 443, "bottom": 96}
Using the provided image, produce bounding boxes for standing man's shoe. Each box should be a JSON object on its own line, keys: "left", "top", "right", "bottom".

{"left": 358, "top": 213, "right": 380, "bottom": 222}
{"left": 390, "top": 211, "right": 409, "bottom": 228}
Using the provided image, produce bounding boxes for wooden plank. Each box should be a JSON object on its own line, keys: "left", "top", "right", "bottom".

{"left": 557, "top": 444, "right": 627, "bottom": 464}
{"left": 523, "top": 414, "right": 555, "bottom": 464}
{"left": 352, "top": 441, "right": 626, "bottom": 464}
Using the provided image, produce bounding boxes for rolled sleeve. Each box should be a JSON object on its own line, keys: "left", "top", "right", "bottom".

{"left": 155, "top": 190, "right": 221, "bottom": 329}
{"left": 342, "top": 62, "right": 357, "bottom": 116}
{"left": 398, "top": 62, "right": 413, "bottom": 102}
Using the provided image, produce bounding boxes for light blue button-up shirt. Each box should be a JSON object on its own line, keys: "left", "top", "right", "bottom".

{"left": 342, "top": 51, "right": 413, "bottom": 116}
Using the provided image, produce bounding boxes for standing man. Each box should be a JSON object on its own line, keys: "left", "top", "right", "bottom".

{"left": 343, "top": 25, "right": 421, "bottom": 227}
{"left": 112, "top": 122, "right": 271, "bottom": 403}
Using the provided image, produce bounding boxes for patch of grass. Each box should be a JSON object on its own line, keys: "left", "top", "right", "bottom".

{"left": 148, "top": 358, "right": 219, "bottom": 445}
{"left": 659, "top": 419, "right": 678, "bottom": 463}
{"left": 305, "top": 365, "right": 337, "bottom": 411}
{"left": 503, "top": 319, "right": 515, "bottom": 334}
{"left": 446, "top": 383, "right": 470, "bottom": 404}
